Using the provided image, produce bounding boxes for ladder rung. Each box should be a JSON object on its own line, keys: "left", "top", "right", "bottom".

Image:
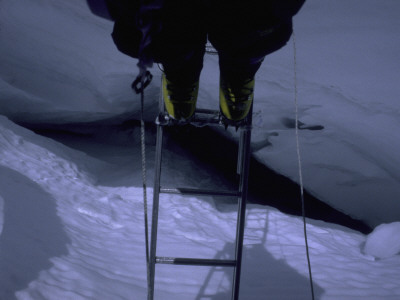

{"left": 195, "top": 108, "right": 220, "bottom": 114}
{"left": 160, "top": 187, "right": 240, "bottom": 197}
{"left": 156, "top": 109, "right": 223, "bottom": 127}
{"left": 156, "top": 256, "right": 236, "bottom": 267}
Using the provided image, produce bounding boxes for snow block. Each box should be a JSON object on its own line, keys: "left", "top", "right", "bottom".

{"left": 363, "top": 222, "right": 400, "bottom": 259}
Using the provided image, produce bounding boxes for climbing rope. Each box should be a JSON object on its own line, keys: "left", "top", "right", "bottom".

{"left": 132, "top": 69, "right": 153, "bottom": 292}
{"left": 292, "top": 31, "right": 315, "bottom": 300}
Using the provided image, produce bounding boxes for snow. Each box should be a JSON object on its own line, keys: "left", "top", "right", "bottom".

{"left": 1, "top": 0, "right": 400, "bottom": 299}
{"left": 363, "top": 222, "right": 400, "bottom": 259}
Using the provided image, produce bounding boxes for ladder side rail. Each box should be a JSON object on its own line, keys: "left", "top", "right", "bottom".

{"left": 148, "top": 86, "right": 166, "bottom": 300}
{"left": 148, "top": 123, "right": 164, "bottom": 300}
{"left": 232, "top": 110, "right": 253, "bottom": 300}
{"left": 232, "top": 128, "right": 252, "bottom": 300}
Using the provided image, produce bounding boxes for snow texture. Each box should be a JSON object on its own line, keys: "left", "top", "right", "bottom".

{"left": 363, "top": 222, "right": 400, "bottom": 259}
{"left": 1, "top": 0, "right": 400, "bottom": 299}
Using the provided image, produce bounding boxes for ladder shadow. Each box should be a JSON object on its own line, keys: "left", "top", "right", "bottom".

{"left": 195, "top": 211, "right": 324, "bottom": 300}
{"left": 0, "top": 166, "right": 70, "bottom": 300}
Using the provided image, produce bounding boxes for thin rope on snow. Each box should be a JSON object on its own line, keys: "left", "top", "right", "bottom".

{"left": 292, "top": 30, "right": 315, "bottom": 300}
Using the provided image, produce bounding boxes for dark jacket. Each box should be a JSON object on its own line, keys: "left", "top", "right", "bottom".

{"left": 86, "top": 0, "right": 305, "bottom": 62}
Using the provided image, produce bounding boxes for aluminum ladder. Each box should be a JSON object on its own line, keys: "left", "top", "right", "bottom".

{"left": 148, "top": 92, "right": 252, "bottom": 300}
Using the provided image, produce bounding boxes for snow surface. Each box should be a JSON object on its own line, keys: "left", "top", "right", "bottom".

{"left": 363, "top": 222, "right": 400, "bottom": 259}
{"left": 1, "top": 0, "right": 400, "bottom": 299}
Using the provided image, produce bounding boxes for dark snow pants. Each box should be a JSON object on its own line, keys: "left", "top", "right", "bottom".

{"left": 92, "top": 0, "right": 305, "bottom": 84}
{"left": 157, "top": 0, "right": 298, "bottom": 85}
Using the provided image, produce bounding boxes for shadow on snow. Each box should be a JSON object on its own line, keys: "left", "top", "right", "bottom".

{"left": 195, "top": 210, "right": 324, "bottom": 299}
{"left": 0, "top": 166, "right": 70, "bottom": 300}
{"left": 25, "top": 120, "right": 371, "bottom": 234}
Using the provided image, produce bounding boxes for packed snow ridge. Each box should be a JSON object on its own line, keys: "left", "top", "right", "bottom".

{"left": 1, "top": 0, "right": 400, "bottom": 299}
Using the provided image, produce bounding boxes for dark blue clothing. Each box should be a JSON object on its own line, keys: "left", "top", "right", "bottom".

{"left": 87, "top": 0, "right": 305, "bottom": 83}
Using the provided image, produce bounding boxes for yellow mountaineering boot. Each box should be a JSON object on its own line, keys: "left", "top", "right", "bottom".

{"left": 219, "top": 76, "right": 254, "bottom": 124}
{"left": 162, "top": 73, "right": 199, "bottom": 121}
